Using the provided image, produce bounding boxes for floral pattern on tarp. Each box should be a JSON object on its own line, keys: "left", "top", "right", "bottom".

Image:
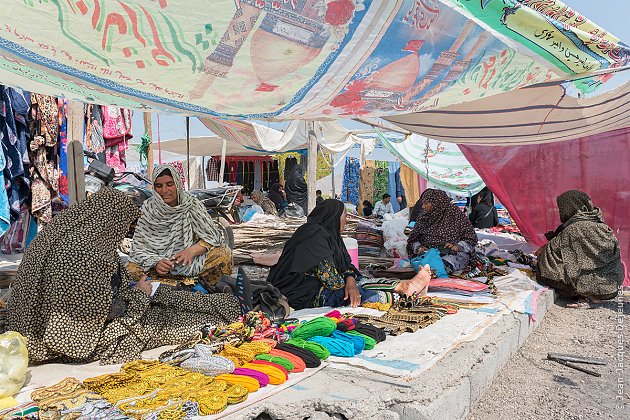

{"left": 373, "top": 161, "right": 389, "bottom": 204}
{"left": 340, "top": 156, "right": 359, "bottom": 205}
{"left": 375, "top": 131, "right": 485, "bottom": 196}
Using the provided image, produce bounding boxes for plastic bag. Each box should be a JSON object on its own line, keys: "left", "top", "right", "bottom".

{"left": 242, "top": 205, "right": 264, "bottom": 222}
{"left": 410, "top": 248, "right": 449, "bottom": 278}
{"left": 0, "top": 332, "right": 28, "bottom": 398}
{"left": 283, "top": 202, "right": 305, "bottom": 218}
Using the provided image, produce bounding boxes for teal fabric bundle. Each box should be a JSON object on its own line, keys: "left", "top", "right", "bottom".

{"left": 291, "top": 317, "right": 337, "bottom": 340}
{"left": 308, "top": 336, "right": 355, "bottom": 357}
{"left": 331, "top": 330, "right": 365, "bottom": 354}
{"left": 285, "top": 338, "right": 330, "bottom": 360}
{"left": 347, "top": 330, "right": 376, "bottom": 350}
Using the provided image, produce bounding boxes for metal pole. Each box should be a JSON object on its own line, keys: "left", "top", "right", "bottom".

{"left": 186, "top": 116, "right": 190, "bottom": 190}
{"left": 218, "top": 138, "right": 227, "bottom": 184}
{"left": 307, "top": 121, "right": 317, "bottom": 212}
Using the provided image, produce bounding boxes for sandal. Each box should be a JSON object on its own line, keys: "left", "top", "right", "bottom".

{"left": 566, "top": 299, "right": 602, "bottom": 309}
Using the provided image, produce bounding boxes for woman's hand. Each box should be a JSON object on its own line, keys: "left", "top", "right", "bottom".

{"left": 171, "top": 244, "right": 207, "bottom": 267}
{"left": 445, "top": 243, "right": 462, "bottom": 253}
{"left": 344, "top": 277, "right": 361, "bottom": 308}
{"left": 155, "top": 258, "right": 174, "bottom": 276}
{"left": 135, "top": 275, "right": 153, "bottom": 296}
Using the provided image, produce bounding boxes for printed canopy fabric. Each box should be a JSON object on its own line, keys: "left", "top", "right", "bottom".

{"left": 0, "top": 1, "right": 626, "bottom": 119}
{"left": 375, "top": 131, "right": 485, "bottom": 196}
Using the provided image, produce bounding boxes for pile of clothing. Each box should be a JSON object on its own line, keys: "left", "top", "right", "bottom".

{"left": 355, "top": 222, "right": 384, "bottom": 257}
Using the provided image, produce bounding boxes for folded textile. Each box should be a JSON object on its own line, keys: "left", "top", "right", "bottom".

{"left": 274, "top": 343, "right": 321, "bottom": 368}
{"left": 308, "top": 336, "right": 355, "bottom": 357}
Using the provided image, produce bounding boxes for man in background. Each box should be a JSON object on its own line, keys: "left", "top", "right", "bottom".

{"left": 374, "top": 193, "right": 394, "bottom": 218}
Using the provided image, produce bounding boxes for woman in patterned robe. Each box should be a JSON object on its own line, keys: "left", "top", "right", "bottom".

{"left": 7, "top": 188, "right": 240, "bottom": 365}
{"left": 537, "top": 190, "right": 623, "bottom": 307}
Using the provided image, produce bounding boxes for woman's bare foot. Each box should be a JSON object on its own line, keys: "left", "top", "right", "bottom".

{"left": 395, "top": 264, "right": 431, "bottom": 296}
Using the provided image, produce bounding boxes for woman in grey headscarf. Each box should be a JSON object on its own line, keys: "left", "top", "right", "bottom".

{"left": 537, "top": 190, "right": 623, "bottom": 308}
{"left": 128, "top": 165, "right": 232, "bottom": 290}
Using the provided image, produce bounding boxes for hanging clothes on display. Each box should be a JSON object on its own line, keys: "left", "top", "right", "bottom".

{"left": 373, "top": 161, "right": 389, "bottom": 205}
{"left": 86, "top": 104, "right": 105, "bottom": 158}
{"left": 0, "top": 149, "right": 9, "bottom": 237}
{"left": 168, "top": 161, "right": 187, "bottom": 188}
{"left": 358, "top": 161, "right": 375, "bottom": 215}
{"left": 1, "top": 86, "right": 31, "bottom": 221}
{"left": 387, "top": 161, "right": 401, "bottom": 213}
{"left": 57, "top": 99, "right": 70, "bottom": 204}
{"left": 29, "top": 94, "right": 62, "bottom": 224}
{"left": 183, "top": 158, "right": 205, "bottom": 190}
{"left": 102, "top": 106, "right": 132, "bottom": 173}
{"left": 206, "top": 158, "right": 220, "bottom": 182}
{"left": 340, "top": 157, "right": 359, "bottom": 206}
{"left": 400, "top": 163, "right": 420, "bottom": 208}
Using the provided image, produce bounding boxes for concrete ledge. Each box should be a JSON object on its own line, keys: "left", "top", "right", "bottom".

{"left": 236, "top": 289, "right": 555, "bottom": 420}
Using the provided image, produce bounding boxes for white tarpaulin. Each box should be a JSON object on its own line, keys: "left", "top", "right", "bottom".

{"left": 200, "top": 117, "right": 366, "bottom": 154}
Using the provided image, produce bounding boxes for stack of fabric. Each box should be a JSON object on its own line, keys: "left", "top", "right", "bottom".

{"left": 426, "top": 277, "right": 497, "bottom": 307}
{"left": 356, "top": 222, "right": 384, "bottom": 257}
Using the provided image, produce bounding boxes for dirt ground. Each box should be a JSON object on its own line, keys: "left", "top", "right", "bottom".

{"left": 468, "top": 295, "right": 630, "bottom": 420}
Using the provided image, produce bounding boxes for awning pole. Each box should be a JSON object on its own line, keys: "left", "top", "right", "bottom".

{"left": 307, "top": 121, "right": 317, "bottom": 212}
{"left": 330, "top": 154, "right": 336, "bottom": 198}
{"left": 143, "top": 112, "right": 154, "bottom": 187}
{"left": 186, "top": 116, "right": 190, "bottom": 190}
{"left": 219, "top": 138, "right": 227, "bottom": 184}
{"left": 67, "top": 101, "right": 85, "bottom": 205}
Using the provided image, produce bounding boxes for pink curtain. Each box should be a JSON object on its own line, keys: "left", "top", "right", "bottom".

{"left": 460, "top": 128, "right": 630, "bottom": 286}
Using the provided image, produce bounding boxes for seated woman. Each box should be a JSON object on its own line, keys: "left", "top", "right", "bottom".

{"left": 362, "top": 200, "right": 374, "bottom": 217}
{"left": 268, "top": 183, "right": 287, "bottom": 212}
{"left": 267, "top": 199, "right": 431, "bottom": 310}
{"left": 469, "top": 190, "right": 498, "bottom": 229}
{"left": 406, "top": 189, "right": 478, "bottom": 273}
{"left": 7, "top": 189, "right": 240, "bottom": 365}
{"left": 536, "top": 190, "right": 623, "bottom": 308}
{"left": 251, "top": 190, "right": 278, "bottom": 216}
{"left": 128, "top": 165, "right": 231, "bottom": 291}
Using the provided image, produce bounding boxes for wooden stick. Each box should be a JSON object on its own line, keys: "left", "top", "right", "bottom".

{"left": 67, "top": 101, "right": 85, "bottom": 205}
{"left": 548, "top": 356, "right": 601, "bottom": 377}
{"left": 307, "top": 121, "right": 317, "bottom": 212}
{"left": 547, "top": 353, "right": 607, "bottom": 366}
{"left": 143, "top": 112, "right": 154, "bottom": 186}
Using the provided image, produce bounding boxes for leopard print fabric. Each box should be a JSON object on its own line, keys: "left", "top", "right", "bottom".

{"left": 8, "top": 188, "right": 240, "bottom": 365}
